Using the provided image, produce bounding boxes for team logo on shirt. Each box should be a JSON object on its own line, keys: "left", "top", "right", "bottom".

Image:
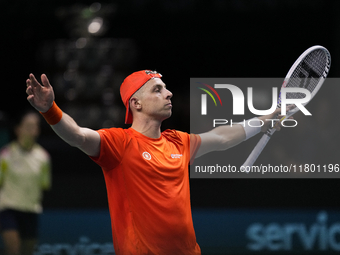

{"left": 142, "top": 152, "right": 152, "bottom": 160}
{"left": 171, "top": 154, "right": 183, "bottom": 159}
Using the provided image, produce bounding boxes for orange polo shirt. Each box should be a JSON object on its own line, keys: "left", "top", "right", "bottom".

{"left": 90, "top": 128, "right": 201, "bottom": 255}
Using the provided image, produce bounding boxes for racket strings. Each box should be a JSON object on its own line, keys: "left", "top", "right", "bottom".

{"left": 285, "top": 49, "right": 328, "bottom": 100}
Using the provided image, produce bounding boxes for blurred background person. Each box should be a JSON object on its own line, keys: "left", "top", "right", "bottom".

{"left": 0, "top": 111, "right": 51, "bottom": 255}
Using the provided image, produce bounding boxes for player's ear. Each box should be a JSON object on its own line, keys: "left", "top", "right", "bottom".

{"left": 130, "top": 97, "right": 142, "bottom": 110}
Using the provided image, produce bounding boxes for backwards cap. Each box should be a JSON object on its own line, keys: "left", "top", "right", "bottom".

{"left": 120, "top": 70, "right": 162, "bottom": 124}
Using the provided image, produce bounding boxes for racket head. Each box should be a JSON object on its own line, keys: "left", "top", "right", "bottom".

{"left": 278, "top": 45, "right": 331, "bottom": 117}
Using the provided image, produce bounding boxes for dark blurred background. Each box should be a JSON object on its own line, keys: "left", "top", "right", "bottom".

{"left": 1, "top": 0, "right": 340, "bottom": 229}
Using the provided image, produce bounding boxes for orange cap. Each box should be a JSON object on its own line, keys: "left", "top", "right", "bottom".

{"left": 120, "top": 70, "right": 162, "bottom": 124}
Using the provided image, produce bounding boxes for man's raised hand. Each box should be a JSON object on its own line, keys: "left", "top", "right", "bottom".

{"left": 26, "top": 74, "right": 55, "bottom": 112}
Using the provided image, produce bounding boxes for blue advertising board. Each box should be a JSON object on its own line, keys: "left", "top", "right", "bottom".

{"left": 1, "top": 208, "right": 339, "bottom": 254}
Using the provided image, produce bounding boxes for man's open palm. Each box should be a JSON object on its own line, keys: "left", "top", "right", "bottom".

{"left": 26, "top": 74, "right": 55, "bottom": 112}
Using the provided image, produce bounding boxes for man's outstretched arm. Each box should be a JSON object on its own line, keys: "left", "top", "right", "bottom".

{"left": 195, "top": 110, "right": 282, "bottom": 158}
{"left": 26, "top": 73, "right": 100, "bottom": 157}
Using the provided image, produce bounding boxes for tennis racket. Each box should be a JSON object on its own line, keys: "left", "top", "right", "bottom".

{"left": 242, "top": 45, "right": 331, "bottom": 169}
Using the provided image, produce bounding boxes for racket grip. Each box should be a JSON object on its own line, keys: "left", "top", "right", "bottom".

{"left": 241, "top": 133, "right": 272, "bottom": 169}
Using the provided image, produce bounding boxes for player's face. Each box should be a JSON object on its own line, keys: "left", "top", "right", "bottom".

{"left": 141, "top": 78, "right": 173, "bottom": 121}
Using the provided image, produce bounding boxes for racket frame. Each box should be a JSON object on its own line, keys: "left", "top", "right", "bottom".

{"left": 242, "top": 45, "right": 331, "bottom": 168}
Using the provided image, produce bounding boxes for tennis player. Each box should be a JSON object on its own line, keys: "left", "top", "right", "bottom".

{"left": 26, "top": 70, "right": 280, "bottom": 255}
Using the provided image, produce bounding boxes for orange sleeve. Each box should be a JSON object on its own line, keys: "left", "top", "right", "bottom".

{"left": 189, "top": 133, "right": 201, "bottom": 165}
{"left": 89, "top": 128, "right": 127, "bottom": 171}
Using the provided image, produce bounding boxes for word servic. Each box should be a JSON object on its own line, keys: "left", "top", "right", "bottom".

{"left": 33, "top": 236, "right": 114, "bottom": 255}
{"left": 213, "top": 118, "right": 297, "bottom": 128}
{"left": 247, "top": 211, "right": 340, "bottom": 251}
